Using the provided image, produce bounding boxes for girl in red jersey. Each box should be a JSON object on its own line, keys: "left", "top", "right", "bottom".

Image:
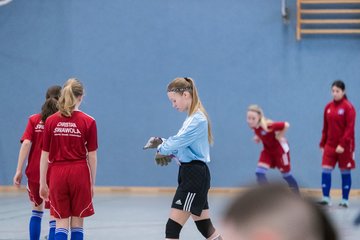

{"left": 247, "top": 105, "right": 299, "bottom": 193}
{"left": 319, "top": 80, "right": 356, "bottom": 208}
{"left": 13, "top": 85, "right": 61, "bottom": 240}
{"left": 39, "top": 78, "right": 98, "bottom": 240}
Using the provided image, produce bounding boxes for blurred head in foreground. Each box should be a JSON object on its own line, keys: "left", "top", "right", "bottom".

{"left": 222, "top": 184, "right": 338, "bottom": 240}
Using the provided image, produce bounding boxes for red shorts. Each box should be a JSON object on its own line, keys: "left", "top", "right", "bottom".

{"left": 258, "top": 150, "right": 291, "bottom": 173}
{"left": 27, "top": 181, "right": 50, "bottom": 209}
{"left": 322, "top": 145, "right": 355, "bottom": 170}
{"left": 49, "top": 161, "right": 94, "bottom": 219}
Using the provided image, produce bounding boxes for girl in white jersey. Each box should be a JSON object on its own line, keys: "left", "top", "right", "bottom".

{"left": 145, "top": 77, "right": 222, "bottom": 240}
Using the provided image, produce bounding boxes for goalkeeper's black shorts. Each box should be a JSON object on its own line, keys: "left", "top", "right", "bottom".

{"left": 171, "top": 160, "right": 210, "bottom": 216}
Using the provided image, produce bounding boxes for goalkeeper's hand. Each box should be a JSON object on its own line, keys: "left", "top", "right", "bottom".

{"left": 155, "top": 153, "right": 172, "bottom": 166}
{"left": 143, "top": 137, "right": 163, "bottom": 150}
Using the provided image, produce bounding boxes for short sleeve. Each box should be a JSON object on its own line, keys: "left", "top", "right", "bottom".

{"left": 86, "top": 120, "right": 98, "bottom": 152}
{"left": 269, "top": 122, "right": 285, "bottom": 131}
{"left": 20, "top": 117, "right": 34, "bottom": 143}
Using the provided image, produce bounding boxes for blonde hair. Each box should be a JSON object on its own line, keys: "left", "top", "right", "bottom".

{"left": 167, "top": 77, "right": 213, "bottom": 144}
{"left": 247, "top": 104, "right": 272, "bottom": 132}
{"left": 58, "top": 78, "right": 84, "bottom": 117}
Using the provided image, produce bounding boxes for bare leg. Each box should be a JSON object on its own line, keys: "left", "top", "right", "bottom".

{"left": 165, "top": 208, "right": 191, "bottom": 240}
{"left": 192, "top": 210, "right": 222, "bottom": 240}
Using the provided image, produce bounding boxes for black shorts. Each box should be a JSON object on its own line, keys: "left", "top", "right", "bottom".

{"left": 171, "top": 160, "right": 211, "bottom": 216}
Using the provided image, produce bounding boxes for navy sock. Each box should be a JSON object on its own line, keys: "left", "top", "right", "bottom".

{"left": 48, "top": 220, "right": 56, "bottom": 240}
{"left": 321, "top": 169, "right": 332, "bottom": 198}
{"left": 55, "top": 228, "right": 68, "bottom": 240}
{"left": 255, "top": 172, "right": 268, "bottom": 184}
{"left": 255, "top": 167, "right": 268, "bottom": 185}
{"left": 341, "top": 170, "right": 352, "bottom": 201}
{"left": 282, "top": 173, "right": 299, "bottom": 193}
{"left": 71, "top": 227, "right": 84, "bottom": 240}
{"left": 29, "top": 210, "right": 43, "bottom": 240}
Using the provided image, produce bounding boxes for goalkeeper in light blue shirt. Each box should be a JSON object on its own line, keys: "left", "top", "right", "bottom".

{"left": 157, "top": 109, "right": 210, "bottom": 164}
{"left": 143, "top": 77, "right": 222, "bottom": 240}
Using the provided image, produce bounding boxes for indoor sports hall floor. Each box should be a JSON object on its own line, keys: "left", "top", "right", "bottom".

{"left": 0, "top": 191, "right": 360, "bottom": 240}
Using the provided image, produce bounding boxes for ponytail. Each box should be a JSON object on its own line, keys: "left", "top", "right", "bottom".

{"left": 168, "top": 77, "right": 214, "bottom": 144}
{"left": 58, "top": 78, "right": 84, "bottom": 117}
{"left": 40, "top": 85, "right": 61, "bottom": 122}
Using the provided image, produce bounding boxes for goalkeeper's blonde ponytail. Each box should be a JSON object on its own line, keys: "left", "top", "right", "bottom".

{"left": 247, "top": 104, "right": 272, "bottom": 132}
{"left": 167, "top": 77, "right": 213, "bottom": 145}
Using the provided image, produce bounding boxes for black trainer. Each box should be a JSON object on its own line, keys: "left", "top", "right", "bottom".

{"left": 339, "top": 202, "right": 348, "bottom": 208}
{"left": 317, "top": 200, "right": 331, "bottom": 206}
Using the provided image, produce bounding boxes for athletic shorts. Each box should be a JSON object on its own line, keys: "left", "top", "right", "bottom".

{"left": 171, "top": 160, "right": 210, "bottom": 216}
{"left": 258, "top": 150, "right": 291, "bottom": 173}
{"left": 322, "top": 145, "right": 355, "bottom": 170}
{"left": 49, "top": 161, "right": 94, "bottom": 219}
{"left": 27, "top": 166, "right": 51, "bottom": 209}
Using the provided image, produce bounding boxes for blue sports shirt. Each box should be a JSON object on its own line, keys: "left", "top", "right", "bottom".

{"left": 157, "top": 110, "right": 210, "bottom": 163}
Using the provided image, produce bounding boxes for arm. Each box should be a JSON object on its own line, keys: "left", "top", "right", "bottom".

{"left": 253, "top": 135, "right": 261, "bottom": 143}
{"left": 268, "top": 122, "right": 288, "bottom": 140}
{"left": 39, "top": 151, "right": 49, "bottom": 201}
{"left": 13, "top": 140, "right": 31, "bottom": 186}
{"left": 319, "top": 107, "right": 328, "bottom": 148}
{"left": 85, "top": 120, "right": 97, "bottom": 196}
{"left": 338, "top": 105, "right": 356, "bottom": 149}
{"left": 88, "top": 151, "right": 97, "bottom": 185}
{"left": 275, "top": 122, "right": 289, "bottom": 140}
{"left": 157, "top": 116, "right": 206, "bottom": 156}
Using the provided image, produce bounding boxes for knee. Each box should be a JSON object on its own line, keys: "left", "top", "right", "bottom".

{"left": 255, "top": 166, "right": 267, "bottom": 175}
{"left": 322, "top": 168, "right": 333, "bottom": 174}
{"left": 165, "top": 218, "right": 183, "bottom": 239}
{"left": 340, "top": 169, "right": 351, "bottom": 174}
{"left": 195, "top": 218, "right": 215, "bottom": 238}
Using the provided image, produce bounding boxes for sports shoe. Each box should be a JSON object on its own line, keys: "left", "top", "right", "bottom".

{"left": 339, "top": 203, "right": 348, "bottom": 208}
{"left": 317, "top": 197, "right": 331, "bottom": 206}
{"left": 354, "top": 213, "right": 360, "bottom": 225}
{"left": 339, "top": 199, "right": 349, "bottom": 208}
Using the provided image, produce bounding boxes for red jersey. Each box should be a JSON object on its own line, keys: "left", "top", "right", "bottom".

{"left": 20, "top": 113, "right": 44, "bottom": 182}
{"left": 43, "top": 111, "right": 98, "bottom": 162}
{"left": 320, "top": 98, "right": 356, "bottom": 151}
{"left": 254, "top": 122, "right": 289, "bottom": 154}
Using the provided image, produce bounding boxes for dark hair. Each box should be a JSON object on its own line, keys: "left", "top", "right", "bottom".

{"left": 223, "top": 184, "right": 338, "bottom": 240}
{"left": 331, "top": 80, "right": 347, "bottom": 99}
{"left": 41, "top": 85, "right": 62, "bottom": 122}
{"left": 331, "top": 80, "right": 345, "bottom": 91}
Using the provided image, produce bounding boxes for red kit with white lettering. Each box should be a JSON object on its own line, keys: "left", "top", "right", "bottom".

{"left": 43, "top": 110, "right": 98, "bottom": 218}
{"left": 21, "top": 113, "right": 46, "bottom": 206}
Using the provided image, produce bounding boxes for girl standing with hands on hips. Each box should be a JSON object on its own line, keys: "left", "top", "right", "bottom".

{"left": 144, "top": 77, "right": 222, "bottom": 240}
{"left": 13, "top": 85, "right": 61, "bottom": 240}
{"left": 246, "top": 105, "right": 299, "bottom": 193}
{"left": 39, "top": 78, "right": 98, "bottom": 240}
{"left": 319, "top": 80, "right": 356, "bottom": 208}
